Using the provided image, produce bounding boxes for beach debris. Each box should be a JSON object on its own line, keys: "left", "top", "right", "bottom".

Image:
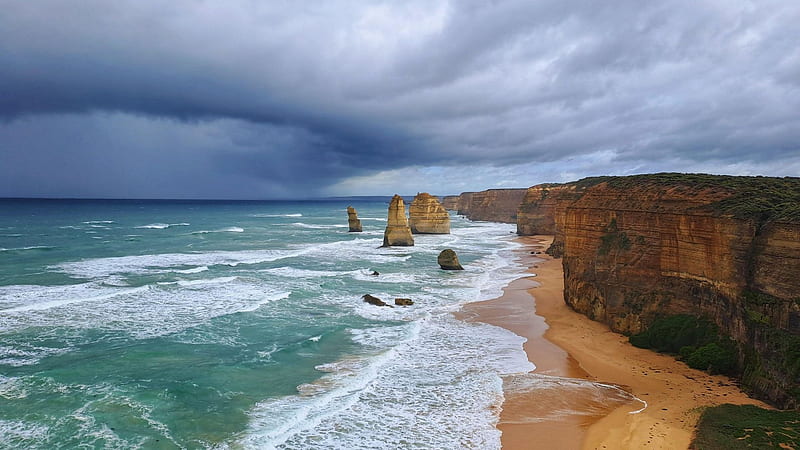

{"left": 381, "top": 195, "right": 414, "bottom": 247}
{"left": 347, "top": 206, "right": 362, "bottom": 232}
{"left": 394, "top": 298, "right": 414, "bottom": 306}
{"left": 362, "top": 294, "right": 389, "bottom": 307}
{"left": 438, "top": 249, "right": 464, "bottom": 270}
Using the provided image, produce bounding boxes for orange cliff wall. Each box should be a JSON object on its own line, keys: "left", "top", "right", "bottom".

{"left": 516, "top": 175, "right": 800, "bottom": 408}
{"left": 441, "top": 195, "right": 460, "bottom": 211}
{"left": 449, "top": 189, "right": 527, "bottom": 223}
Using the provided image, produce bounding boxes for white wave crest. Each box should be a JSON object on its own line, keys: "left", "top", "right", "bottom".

{"left": 191, "top": 226, "right": 244, "bottom": 234}
{"left": 134, "top": 223, "right": 190, "bottom": 229}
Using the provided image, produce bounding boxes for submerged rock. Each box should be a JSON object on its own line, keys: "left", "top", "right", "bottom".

{"left": 382, "top": 195, "right": 414, "bottom": 247}
{"left": 362, "top": 294, "right": 389, "bottom": 307}
{"left": 438, "top": 249, "right": 464, "bottom": 270}
{"left": 394, "top": 298, "right": 414, "bottom": 306}
{"left": 347, "top": 206, "right": 362, "bottom": 232}
{"left": 408, "top": 193, "right": 450, "bottom": 234}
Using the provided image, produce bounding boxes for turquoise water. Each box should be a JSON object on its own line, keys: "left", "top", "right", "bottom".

{"left": 0, "top": 199, "right": 533, "bottom": 449}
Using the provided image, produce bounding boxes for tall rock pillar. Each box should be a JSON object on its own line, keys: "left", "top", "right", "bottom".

{"left": 408, "top": 193, "right": 450, "bottom": 234}
{"left": 347, "top": 206, "right": 362, "bottom": 232}
{"left": 382, "top": 195, "right": 414, "bottom": 247}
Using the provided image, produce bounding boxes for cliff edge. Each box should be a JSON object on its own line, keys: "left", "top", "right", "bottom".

{"left": 517, "top": 173, "right": 800, "bottom": 408}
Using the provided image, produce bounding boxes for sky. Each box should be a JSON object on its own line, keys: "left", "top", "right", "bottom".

{"left": 1, "top": 0, "right": 799, "bottom": 199}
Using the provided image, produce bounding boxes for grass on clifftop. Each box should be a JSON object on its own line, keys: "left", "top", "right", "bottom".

{"left": 577, "top": 173, "right": 800, "bottom": 223}
{"left": 692, "top": 404, "right": 800, "bottom": 449}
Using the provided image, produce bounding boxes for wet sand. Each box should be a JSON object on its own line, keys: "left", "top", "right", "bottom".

{"left": 460, "top": 235, "right": 770, "bottom": 449}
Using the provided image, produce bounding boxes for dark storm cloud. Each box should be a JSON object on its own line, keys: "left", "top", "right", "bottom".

{"left": 1, "top": 0, "right": 798, "bottom": 198}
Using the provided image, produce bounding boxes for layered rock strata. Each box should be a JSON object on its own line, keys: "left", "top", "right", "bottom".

{"left": 408, "top": 193, "right": 450, "bottom": 234}
{"left": 454, "top": 189, "right": 526, "bottom": 223}
{"left": 347, "top": 206, "right": 362, "bottom": 232}
{"left": 382, "top": 194, "right": 414, "bottom": 247}
{"left": 441, "top": 195, "right": 460, "bottom": 210}
{"left": 516, "top": 174, "right": 800, "bottom": 408}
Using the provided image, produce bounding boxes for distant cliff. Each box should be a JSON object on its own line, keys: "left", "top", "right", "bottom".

{"left": 441, "top": 195, "right": 460, "bottom": 211}
{"left": 443, "top": 189, "right": 527, "bottom": 223}
{"left": 516, "top": 174, "right": 800, "bottom": 408}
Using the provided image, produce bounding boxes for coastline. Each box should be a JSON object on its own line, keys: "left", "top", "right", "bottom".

{"left": 460, "top": 235, "right": 771, "bottom": 449}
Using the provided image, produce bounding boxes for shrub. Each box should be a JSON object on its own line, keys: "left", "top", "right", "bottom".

{"left": 630, "top": 315, "right": 737, "bottom": 375}
{"left": 686, "top": 342, "right": 737, "bottom": 374}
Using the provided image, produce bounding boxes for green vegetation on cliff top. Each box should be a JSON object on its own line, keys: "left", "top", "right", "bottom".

{"left": 691, "top": 404, "right": 800, "bottom": 449}
{"left": 568, "top": 173, "right": 800, "bottom": 223}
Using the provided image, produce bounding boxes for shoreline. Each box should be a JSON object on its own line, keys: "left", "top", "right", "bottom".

{"left": 461, "top": 235, "right": 770, "bottom": 449}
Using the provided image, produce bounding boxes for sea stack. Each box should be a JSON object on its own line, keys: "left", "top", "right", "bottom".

{"left": 347, "top": 206, "right": 362, "bottom": 232}
{"left": 438, "top": 249, "right": 464, "bottom": 270}
{"left": 408, "top": 193, "right": 450, "bottom": 234}
{"left": 382, "top": 194, "right": 414, "bottom": 247}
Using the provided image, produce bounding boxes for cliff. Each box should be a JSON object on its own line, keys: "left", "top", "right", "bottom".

{"left": 517, "top": 173, "right": 800, "bottom": 408}
{"left": 382, "top": 194, "right": 414, "bottom": 247}
{"left": 408, "top": 193, "right": 450, "bottom": 234}
{"left": 452, "top": 189, "right": 527, "bottom": 223}
{"left": 441, "top": 195, "right": 460, "bottom": 211}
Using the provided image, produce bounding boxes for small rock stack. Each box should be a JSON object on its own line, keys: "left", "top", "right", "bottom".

{"left": 438, "top": 249, "right": 464, "bottom": 270}
{"left": 347, "top": 206, "right": 362, "bottom": 232}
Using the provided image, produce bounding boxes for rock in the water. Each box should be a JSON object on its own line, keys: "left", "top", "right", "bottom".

{"left": 408, "top": 192, "right": 450, "bottom": 234}
{"left": 382, "top": 194, "right": 414, "bottom": 247}
{"left": 371, "top": 270, "right": 380, "bottom": 276}
{"left": 362, "top": 294, "right": 388, "bottom": 306}
{"left": 347, "top": 206, "right": 363, "bottom": 232}
{"left": 438, "top": 249, "right": 464, "bottom": 270}
{"left": 394, "top": 298, "right": 414, "bottom": 306}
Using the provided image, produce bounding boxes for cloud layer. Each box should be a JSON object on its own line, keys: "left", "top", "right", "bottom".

{"left": 2, "top": 0, "right": 798, "bottom": 198}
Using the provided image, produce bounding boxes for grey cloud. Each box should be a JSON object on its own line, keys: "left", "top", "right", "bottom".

{"left": 0, "top": 0, "right": 798, "bottom": 198}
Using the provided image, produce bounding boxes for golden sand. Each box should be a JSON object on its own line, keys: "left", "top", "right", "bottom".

{"left": 460, "top": 236, "right": 769, "bottom": 449}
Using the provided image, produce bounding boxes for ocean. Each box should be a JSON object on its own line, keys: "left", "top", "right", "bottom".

{"left": 0, "top": 199, "right": 534, "bottom": 449}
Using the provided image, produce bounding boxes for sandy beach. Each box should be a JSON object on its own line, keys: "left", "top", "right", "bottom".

{"left": 461, "top": 235, "right": 770, "bottom": 449}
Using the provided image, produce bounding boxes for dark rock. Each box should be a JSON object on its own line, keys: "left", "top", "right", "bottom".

{"left": 438, "top": 249, "right": 464, "bottom": 270}
{"left": 371, "top": 271, "right": 380, "bottom": 276}
{"left": 362, "top": 294, "right": 388, "bottom": 307}
{"left": 395, "top": 298, "right": 414, "bottom": 306}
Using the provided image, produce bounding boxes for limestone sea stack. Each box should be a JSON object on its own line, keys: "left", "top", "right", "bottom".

{"left": 408, "top": 193, "right": 450, "bottom": 234}
{"left": 347, "top": 206, "right": 362, "bottom": 232}
{"left": 438, "top": 249, "right": 464, "bottom": 270}
{"left": 382, "top": 195, "right": 414, "bottom": 247}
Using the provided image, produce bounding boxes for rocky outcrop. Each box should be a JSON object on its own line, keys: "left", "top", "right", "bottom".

{"left": 395, "top": 298, "right": 414, "bottom": 306}
{"left": 408, "top": 193, "right": 450, "bottom": 234}
{"left": 363, "top": 294, "right": 389, "bottom": 307}
{"left": 382, "top": 194, "right": 414, "bottom": 247}
{"left": 454, "top": 189, "right": 526, "bottom": 223}
{"left": 441, "top": 195, "right": 460, "bottom": 210}
{"left": 347, "top": 206, "right": 362, "bottom": 232}
{"left": 516, "top": 173, "right": 800, "bottom": 408}
{"left": 438, "top": 249, "right": 464, "bottom": 270}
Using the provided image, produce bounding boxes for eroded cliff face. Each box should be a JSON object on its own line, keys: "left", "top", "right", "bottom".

{"left": 516, "top": 174, "right": 800, "bottom": 408}
{"left": 408, "top": 193, "right": 450, "bottom": 234}
{"left": 441, "top": 195, "right": 460, "bottom": 211}
{"left": 453, "top": 189, "right": 526, "bottom": 223}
